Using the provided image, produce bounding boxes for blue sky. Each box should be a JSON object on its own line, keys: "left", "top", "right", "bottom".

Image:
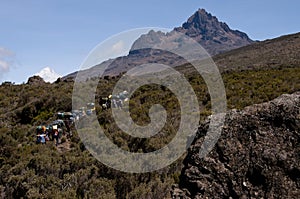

{"left": 0, "top": 0, "right": 299, "bottom": 83}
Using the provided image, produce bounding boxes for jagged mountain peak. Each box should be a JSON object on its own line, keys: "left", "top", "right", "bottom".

{"left": 181, "top": 8, "right": 231, "bottom": 35}
{"left": 64, "top": 8, "right": 256, "bottom": 80}
{"left": 173, "top": 8, "right": 253, "bottom": 55}
{"left": 184, "top": 8, "right": 217, "bottom": 27}
{"left": 131, "top": 9, "right": 253, "bottom": 56}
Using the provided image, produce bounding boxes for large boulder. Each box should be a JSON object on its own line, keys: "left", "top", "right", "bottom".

{"left": 173, "top": 92, "right": 300, "bottom": 198}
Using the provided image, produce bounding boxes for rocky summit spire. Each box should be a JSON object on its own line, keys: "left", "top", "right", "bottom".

{"left": 174, "top": 8, "right": 254, "bottom": 55}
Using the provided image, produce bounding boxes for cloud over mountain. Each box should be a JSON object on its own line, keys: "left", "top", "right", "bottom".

{"left": 0, "top": 47, "right": 15, "bottom": 80}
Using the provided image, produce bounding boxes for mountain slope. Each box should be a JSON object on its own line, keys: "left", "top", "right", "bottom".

{"left": 213, "top": 32, "right": 300, "bottom": 72}
{"left": 171, "top": 32, "right": 300, "bottom": 76}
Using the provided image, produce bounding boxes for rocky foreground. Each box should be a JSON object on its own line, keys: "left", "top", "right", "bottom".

{"left": 172, "top": 92, "right": 300, "bottom": 198}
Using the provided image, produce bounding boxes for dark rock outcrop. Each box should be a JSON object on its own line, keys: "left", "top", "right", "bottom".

{"left": 26, "top": 75, "right": 46, "bottom": 85}
{"left": 173, "top": 92, "right": 300, "bottom": 198}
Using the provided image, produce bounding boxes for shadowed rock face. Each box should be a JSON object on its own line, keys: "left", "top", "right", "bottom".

{"left": 133, "top": 9, "right": 254, "bottom": 57}
{"left": 174, "top": 9, "right": 254, "bottom": 55}
{"left": 172, "top": 92, "right": 300, "bottom": 198}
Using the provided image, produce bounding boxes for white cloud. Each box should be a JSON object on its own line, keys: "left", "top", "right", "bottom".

{"left": 111, "top": 40, "right": 125, "bottom": 54}
{"left": 83, "top": 40, "right": 128, "bottom": 69}
{"left": 0, "top": 60, "right": 9, "bottom": 72}
{"left": 0, "top": 47, "right": 14, "bottom": 57}
{"left": 0, "top": 47, "right": 15, "bottom": 81}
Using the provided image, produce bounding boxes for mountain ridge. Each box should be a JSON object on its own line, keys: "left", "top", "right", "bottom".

{"left": 132, "top": 9, "right": 253, "bottom": 56}
{"left": 62, "top": 8, "right": 254, "bottom": 81}
{"left": 62, "top": 31, "right": 300, "bottom": 81}
{"left": 171, "top": 9, "right": 252, "bottom": 55}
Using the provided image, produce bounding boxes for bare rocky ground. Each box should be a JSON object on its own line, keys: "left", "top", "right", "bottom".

{"left": 172, "top": 92, "right": 300, "bottom": 199}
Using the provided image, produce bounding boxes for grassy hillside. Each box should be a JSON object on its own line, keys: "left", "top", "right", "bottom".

{"left": 214, "top": 32, "right": 300, "bottom": 72}
{"left": 0, "top": 33, "right": 299, "bottom": 198}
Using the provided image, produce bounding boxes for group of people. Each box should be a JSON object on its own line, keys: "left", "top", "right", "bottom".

{"left": 100, "top": 90, "right": 129, "bottom": 110}
{"left": 36, "top": 91, "right": 130, "bottom": 145}
{"left": 36, "top": 113, "right": 74, "bottom": 146}
{"left": 36, "top": 124, "right": 60, "bottom": 146}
